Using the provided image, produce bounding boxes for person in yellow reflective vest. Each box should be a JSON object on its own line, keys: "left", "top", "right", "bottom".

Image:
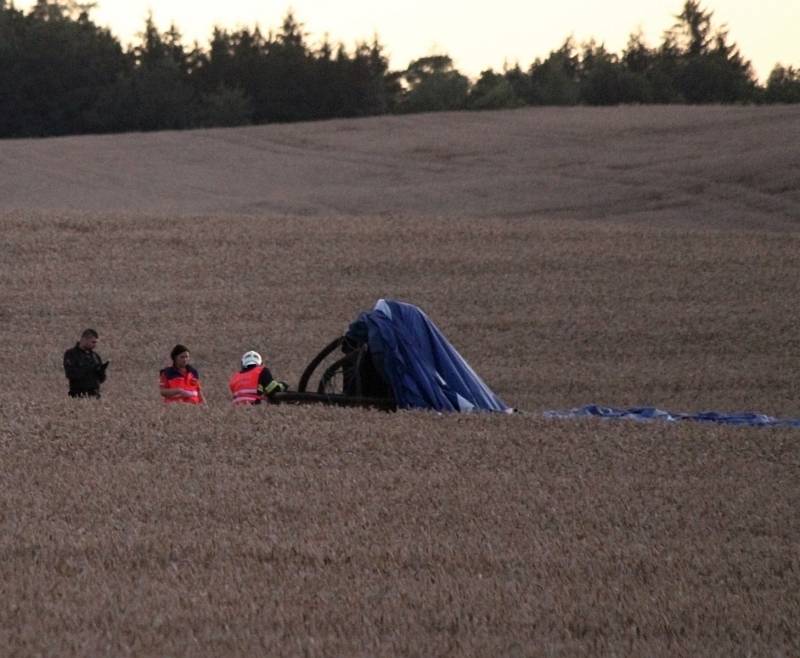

{"left": 229, "top": 350, "right": 288, "bottom": 405}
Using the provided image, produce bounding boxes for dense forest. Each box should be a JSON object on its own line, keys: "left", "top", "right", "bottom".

{"left": 1, "top": 0, "right": 798, "bottom": 137}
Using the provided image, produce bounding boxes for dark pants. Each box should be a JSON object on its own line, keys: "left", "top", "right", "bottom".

{"left": 69, "top": 390, "right": 100, "bottom": 399}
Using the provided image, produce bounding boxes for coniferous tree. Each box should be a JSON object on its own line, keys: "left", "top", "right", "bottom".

{"left": 188, "top": 27, "right": 252, "bottom": 126}
{"left": 122, "top": 15, "right": 198, "bottom": 130}
{"left": 260, "top": 12, "right": 313, "bottom": 121}
{"left": 363, "top": 39, "right": 398, "bottom": 115}
{"left": 308, "top": 37, "right": 339, "bottom": 119}
{"left": 202, "top": 27, "right": 234, "bottom": 92}
{"left": 232, "top": 27, "right": 270, "bottom": 121}
{"left": 674, "top": 0, "right": 713, "bottom": 57}
{"left": 650, "top": 31, "right": 684, "bottom": 101}
{"left": 666, "top": 1, "right": 756, "bottom": 102}
{"left": 0, "top": 2, "right": 32, "bottom": 135}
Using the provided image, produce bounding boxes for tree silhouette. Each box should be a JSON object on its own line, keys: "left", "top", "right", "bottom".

{"left": 673, "top": 0, "right": 713, "bottom": 56}
{"left": 765, "top": 65, "right": 800, "bottom": 103}
{"left": 0, "top": 0, "right": 126, "bottom": 136}
{"left": 0, "top": 0, "right": 796, "bottom": 138}
{"left": 118, "top": 15, "right": 199, "bottom": 130}
{"left": 527, "top": 39, "right": 581, "bottom": 105}
{"left": 666, "top": 1, "right": 756, "bottom": 102}
{"left": 579, "top": 41, "right": 645, "bottom": 105}
{"left": 399, "top": 55, "right": 470, "bottom": 113}
{"left": 468, "top": 69, "right": 521, "bottom": 110}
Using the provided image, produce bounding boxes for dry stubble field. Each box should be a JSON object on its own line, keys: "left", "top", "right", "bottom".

{"left": 1, "top": 106, "right": 799, "bottom": 656}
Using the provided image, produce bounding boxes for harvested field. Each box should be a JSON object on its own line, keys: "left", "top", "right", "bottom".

{"left": 1, "top": 105, "right": 799, "bottom": 656}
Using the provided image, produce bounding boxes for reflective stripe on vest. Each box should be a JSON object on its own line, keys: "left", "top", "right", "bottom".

{"left": 229, "top": 366, "right": 264, "bottom": 405}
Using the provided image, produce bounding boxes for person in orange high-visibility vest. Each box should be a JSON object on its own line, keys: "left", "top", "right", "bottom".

{"left": 229, "top": 350, "right": 287, "bottom": 405}
{"left": 159, "top": 344, "right": 205, "bottom": 404}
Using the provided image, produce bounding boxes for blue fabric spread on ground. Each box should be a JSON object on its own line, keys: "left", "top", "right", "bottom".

{"left": 544, "top": 404, "right": 800, "bottom": 428}
{"left": 359, "top": 299, "right": 509, "bottom": 412}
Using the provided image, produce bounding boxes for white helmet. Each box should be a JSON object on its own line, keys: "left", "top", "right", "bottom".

{"left": 241, "top": 350, "right": 262, "bottom": 368}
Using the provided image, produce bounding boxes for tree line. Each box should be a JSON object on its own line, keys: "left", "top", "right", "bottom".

{"left": 1, "top": 0, "right": 798, "bottom": 138}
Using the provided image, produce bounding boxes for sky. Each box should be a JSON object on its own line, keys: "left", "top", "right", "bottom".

{"left": 19, "top": 1, "right": 800, "bottom": 82}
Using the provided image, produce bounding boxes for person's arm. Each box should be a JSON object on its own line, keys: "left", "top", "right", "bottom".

{"left": 159, "top": 371, "right": 190, "bottom": 399}
{"left": 258, "top": 367, "right": 288, "bottom": 400}
{"left": 160, "top": 387, "right": 188, "bottom": 398}
{"left": 192, "top": 369, "right": 206, "bottom": 404}
{"left": 63, "top": 349, "right": 83, "bottom": 381}
{"left": 95, "top": 356, "right": 109, "bottom": 384}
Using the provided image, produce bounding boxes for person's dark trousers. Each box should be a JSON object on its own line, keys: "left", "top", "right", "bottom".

{"left": 68, "top": 390, "right": 100, "bottom": 399}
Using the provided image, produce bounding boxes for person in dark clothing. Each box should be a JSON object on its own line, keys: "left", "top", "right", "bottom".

{"left": 63, "top": 328, "right": 108, "bottom": 398}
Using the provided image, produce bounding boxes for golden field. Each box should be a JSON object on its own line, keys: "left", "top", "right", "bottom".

{"left": 1, "top": 105, "right": 799, "bottom": 656}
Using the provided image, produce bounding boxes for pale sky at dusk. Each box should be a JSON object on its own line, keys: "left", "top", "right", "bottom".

{"left": 19, "top": 1, "right": 800, "bottom": 81}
